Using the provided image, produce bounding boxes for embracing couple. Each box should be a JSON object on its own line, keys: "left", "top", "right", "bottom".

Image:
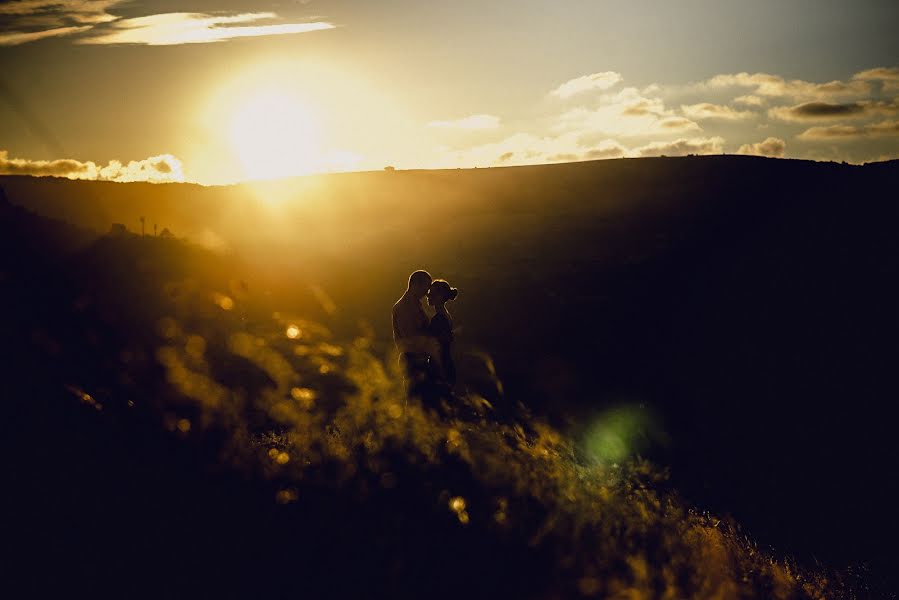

{"left": 392, "top": 270, "right": 459, "bottom": 393}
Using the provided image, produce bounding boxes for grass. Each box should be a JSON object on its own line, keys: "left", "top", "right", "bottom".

{"left": 90, "top": 249, "right": 838, "bottom": 600}
{"left": 2, "top": 225, "right": 857, "bottom": 598}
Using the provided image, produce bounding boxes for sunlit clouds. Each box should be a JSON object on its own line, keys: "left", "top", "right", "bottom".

{"left": 429, "top": 66, "right": 899, "bottom": 169}
{"left": 550, "top": 72, "right": 623, "bottom": 99}
{"left": 798, "top": 120, "right": 899, "bottom": 140}
{"left": 77, "top": 13, "right": 335, "bottom": 46}
{"left": 733, "top": 95, "right": 766, "bottom": 107}
{"left": 0, "top": 0, "right": 333, "bottom": 46}
{"left": 680, "top": 103, "right": 754, "bottom": 121}
{"left": 704, "top": 71, "right": 872, "bottom": 100}
{"left": 633, "top": 136, "right": 725, "bottom": 158}
{"left": 737, "top": 137, "right": 787, "bottom": 158}
{"left": 0, "top": 0, "right": 115, "bottom": 45}
{"left": 428, "top": 114, "right": 501, "bottom": 130}
{"left": 0, "top": 149, "right": 184, "bottom": 182}
{"left": 0, "top": 0, "right": 120, "bottom": 25}
{"left": 0, "top": 24, "right": 89, "bottom": 45}
{"left": 553, "top": 87, "right": 701, "bottom": 138}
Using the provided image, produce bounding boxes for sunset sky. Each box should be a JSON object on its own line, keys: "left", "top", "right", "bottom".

{"left": 1, "top": 0, "right": 898, "bottom": 184}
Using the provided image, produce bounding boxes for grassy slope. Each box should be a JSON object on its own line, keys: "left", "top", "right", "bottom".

{"left": 1, "top": 198, "right": 845, "bottom": 599}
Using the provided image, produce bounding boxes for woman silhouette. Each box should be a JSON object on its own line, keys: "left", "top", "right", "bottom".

{"left": 426, "top": 279, "right": 458, "bottom": 387}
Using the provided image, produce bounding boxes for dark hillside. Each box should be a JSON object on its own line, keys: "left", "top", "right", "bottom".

{"left": 3, "top": 156, "right": 898, "bottom": 591}
{"left": 2, "top": 200, "right": 845, "bottom": 599}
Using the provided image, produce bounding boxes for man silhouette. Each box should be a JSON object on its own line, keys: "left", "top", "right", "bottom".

{"left": 393, "top": 270, "right": 434, "bottom": 386}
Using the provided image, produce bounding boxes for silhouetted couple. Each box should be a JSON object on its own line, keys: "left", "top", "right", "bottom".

{"left": 392, "top": 270, "right": 458, "bottom": 398}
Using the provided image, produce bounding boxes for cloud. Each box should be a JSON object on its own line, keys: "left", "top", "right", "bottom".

{"left": 427, "top": 114, "right": 501, "bottom": 130}
{"left": 550, "top": 71, "right": 623, "bottom": 99}
{"left": 632, "top": 136, "right": 725, "bottom": 158}
{"left": 737, "top": 137, "right": 786, "bottom": 158}
{"left": 619, "top": 96, "right": 667, "bottom": 117}
{"left": 442, "top": 66, "right": 898, "bottom": 168}
{"left": 0, "top": 24, "right": 89, "bottom": 45}
{"left": 0, "top": 150, "right": 185, "bottom": 182}
{"left": 658, "top": 117, "right": 701, "bottom": 130}
{"left": 706, "top": 71, "right": 870, "bottom": 100}
{"left": 77, "top": 12, "right": 335, "bottom": 45}
{"left": 0, "top": 2, "right": 334, "bottom": 46}
{"left": 555, "top": 87, "right": 700, "bottom": 137}
{"left": 0, "top": 0, "right": 120, "bottom": 23}
{"left": 797, "top": 120, "right": 899, "bottom": 140}
{"left": 583, "top": 142, "right": 628, "bottom": 160}
{"left": 768, "top": 99, "right": 899, "bottom": 121}
{"left": 852, "top": 67, "right": 899, "bottom": 82}
{"left": 681, "top": 102, "right": 755, "bottom": 120}
{"left": 853, "top": 67, "right": 899, "bottom": 94}
{"left": 734, "top": 95, "right": 765, "bottom": 107}
{"left": 0, "top": 0, "right": 120, "bottom": 45}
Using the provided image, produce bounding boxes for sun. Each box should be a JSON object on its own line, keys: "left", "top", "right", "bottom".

{"left": 228, "top": 89, "right": 322, "bottom": 181}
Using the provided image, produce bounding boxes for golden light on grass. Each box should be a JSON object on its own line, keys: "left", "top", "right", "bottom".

{"left": 290, "top": 386, "right": 316, "bottom": 409}
{"left": 268, "top": 448, "right": 290, "bottom": 465}
{"left": 212, "top": 292, "right": 234, "bottom": 311}
{"left": 449, "top": 496, "right": 470, "bottom": 524}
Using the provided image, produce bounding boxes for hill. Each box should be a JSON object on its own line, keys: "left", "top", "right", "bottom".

{"left": 1, "top": 198, "right": 844, "bottom": 599}
{"left": 3, "top": 156, "right": 898, "bottom": 594}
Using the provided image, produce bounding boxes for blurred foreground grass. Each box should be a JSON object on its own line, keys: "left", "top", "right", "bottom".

{"left": 43, "top": 238, "right": 843, "bottom": 600}
{"left": 1, "top": 223, "right": 851, "bottom": 599}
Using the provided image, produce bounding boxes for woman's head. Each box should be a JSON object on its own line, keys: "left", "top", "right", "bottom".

{"left": 427, "top": 279, "right": 458, "bottom": 306}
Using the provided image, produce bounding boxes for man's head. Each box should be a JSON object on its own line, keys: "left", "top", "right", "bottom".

{"left": 407, "top": 270, "right": 432, "bottom": 299}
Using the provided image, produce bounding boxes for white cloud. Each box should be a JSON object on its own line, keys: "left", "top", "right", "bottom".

{"left": 0, "top": 2, "right": 334, "bottom": 46}
{"left": 734, "top": 95, "right": 765, "bottom": 107}
{"left": 555, "top": 87, "right": 700, "bottom": 137}
{"left": 737, "top": 137, "right": 786, "bottom": 158}
{"left": 681, "top": 102, "right": 755, "bottom": 120}
{"left": 443, "top": 66, "right": 898, "bottom": 167}
{"left": 0, "top": 150, "right": 185, "bottom": 182}
{"left": 798, "top": 120, "right": 899, "bottom": 140}
{"left": 0, "top": 0, "right": 121, "bottom": 22}
{"left": 427, "top": 114, "right": 501, "bottom": 130}
{"left": 706, "top": 72, "right": 870, "bottom": 100}
{"left": 852, "top": 67, "right": 899, "bottom": 82}
{"left": 77, "top": 12, "right": 335, "bottom": 45}
{"left": 550, "top": 71, "right": 623, "bottom": 99}
{"left": 851, "top": 66, "right": 899, "bottom": 93}
{"left": 0, "top": 0, "right": 120, "bottom": 45}
{"left": 0, "top": 24, "right": 89, "bottom": 45}
{"left": 632, "top": 136, "right": 725, "bottom": 158}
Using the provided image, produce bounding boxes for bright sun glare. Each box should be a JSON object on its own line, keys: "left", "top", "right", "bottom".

{"left": 229, "top": 89, "right": 322, "bottom": 181}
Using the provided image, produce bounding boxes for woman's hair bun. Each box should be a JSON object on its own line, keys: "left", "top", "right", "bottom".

{"left": 430, "top": 279, "right": 458, "bottom": 301}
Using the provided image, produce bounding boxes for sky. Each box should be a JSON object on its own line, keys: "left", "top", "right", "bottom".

{"left": 1, "top": 0, "right": 898, "bottom": 184}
